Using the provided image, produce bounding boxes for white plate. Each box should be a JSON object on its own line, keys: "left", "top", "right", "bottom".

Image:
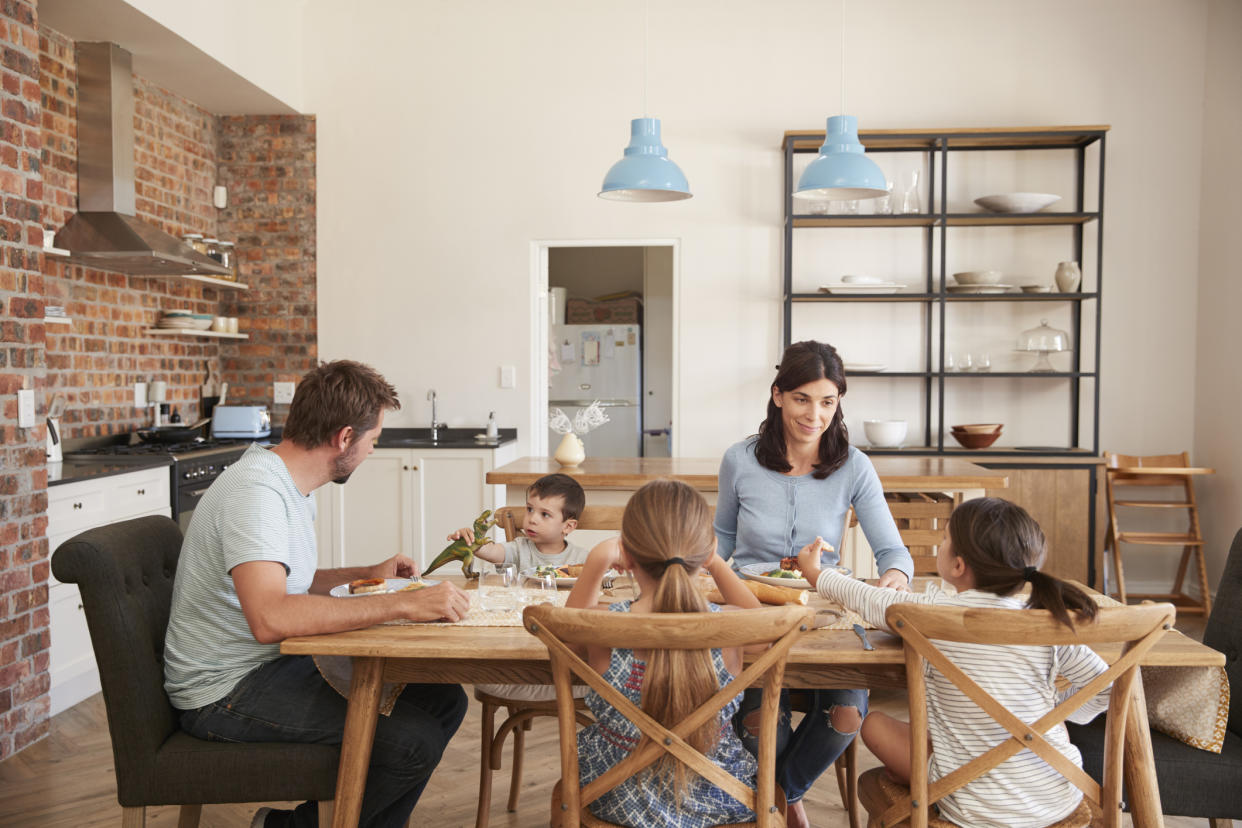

{"left": 973, "top": 193, "right": 1060, "bottom": 213}
{"left": 819, "top": 284, "right": 903, "bottom": 295}
{"left": 329, "top": 577, "right": 439, "bottom": 597}
{"left": 739, "top": 562, "right": 853, "bottom": 590}
{"left": 946, "top": 284, "right": 1014, "bottom": 294}
{"left": 844, "top": 363, "right": 887, "bottom": 373}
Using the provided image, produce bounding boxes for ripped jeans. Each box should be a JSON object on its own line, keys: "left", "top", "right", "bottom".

{"left": 732, "top": 687, "right": 868, "bottom": 803}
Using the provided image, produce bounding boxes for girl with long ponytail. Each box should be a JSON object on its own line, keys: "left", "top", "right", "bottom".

{"left": 565, "top": 479, "right": 765, "bottom": 826}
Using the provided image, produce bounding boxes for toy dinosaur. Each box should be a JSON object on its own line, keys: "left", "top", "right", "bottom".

{"left": 422, "top": 509, "right": 496, "bottom": 579}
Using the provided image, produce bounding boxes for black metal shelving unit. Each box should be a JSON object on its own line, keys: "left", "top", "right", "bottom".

{"left": 781, "top": 125, "right": 1108, "bottom": 457}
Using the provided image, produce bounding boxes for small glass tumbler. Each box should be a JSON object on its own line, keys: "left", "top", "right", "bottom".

{"left": 958, "top": 352, "right": 974, "bottom": 372}
{"left": 519, "top": 569, "right": 557, "bottom": 606}
{"left": 479, "top": 562, "right": 517, "bottom": 611}
{"left": 975, "top": 352, "right": 992, "bottom": 373}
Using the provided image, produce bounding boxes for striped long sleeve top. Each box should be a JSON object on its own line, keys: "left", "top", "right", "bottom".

{"left": 816, "top": 571, "right": 1111, "bottom": 828}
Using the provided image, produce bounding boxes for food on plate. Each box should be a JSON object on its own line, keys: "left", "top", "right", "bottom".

{"left": 348, "top": 578, "right": 387, "bottom": 595}
{"left": 398, "top": 581, "right": 428, "bottom": 592}
{"left": 562, "top": 563, "right": 586, "bottom": 578}
{"left": 764, "top": 567, "right": 802, "bottom": 579}
{"left": 708, "top": 579, "right": 808, "bottom": 606}
{"left": 779, "top": 556, "right": 800, "bottom": 571}
{"left": 534, "top": 563, "right": 588, "bottom": 579}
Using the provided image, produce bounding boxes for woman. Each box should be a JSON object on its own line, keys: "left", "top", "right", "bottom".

{"left": 714, "top": 339, "right": 913, "bottom": 828}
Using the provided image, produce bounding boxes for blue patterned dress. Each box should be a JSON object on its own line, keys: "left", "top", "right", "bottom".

{"left": 576, "top": 601, "right": 758, "bottom": 827}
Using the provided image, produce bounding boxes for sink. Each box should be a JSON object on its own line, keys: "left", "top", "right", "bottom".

{"left": 383, "top": 438, "right": 443, "bottom": 447}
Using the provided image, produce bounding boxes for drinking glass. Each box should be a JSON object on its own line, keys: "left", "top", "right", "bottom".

{"left": 900, "top": 170, "right": 921, "bottom": 214}
{"left": 975, "top": 352, "right": 992, "bottom": 372}
{"left": 958, "top": 352, "right": 974, "bottom": 372}
{"left": 873, "top": 181, "right": 894, "bottom": 215}
{"left": 479, "top": 562, "right": 517, "bottom": 611}
{"left": 519, "top": 569, "right": 557, "bottom": 606}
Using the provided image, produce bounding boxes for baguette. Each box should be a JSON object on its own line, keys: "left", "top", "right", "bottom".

{"left": 348, "top": 578, "right": 386, "bottom": 595}
{"left": 707, "top": 579, "right": 808, "bottom": 606}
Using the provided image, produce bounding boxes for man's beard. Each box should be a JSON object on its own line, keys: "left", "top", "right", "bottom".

{"left": 331, "top": 448, "right": 359, "bottom": 484}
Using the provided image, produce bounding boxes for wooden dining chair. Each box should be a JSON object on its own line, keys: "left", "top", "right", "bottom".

{"left": 471, "top": 504, "right": 624, "bottom": 828}
{"left": 524, "top": 602, "right": 815, "bottom": 828}
{"left": 1104, "top": 451, "right": 1214, "bottom": 614}
{"left": 858, "top": 601, "right": 1175, "bottom": 828}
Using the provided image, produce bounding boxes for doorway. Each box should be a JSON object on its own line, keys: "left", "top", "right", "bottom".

{"left": 530, "top": 239, "right": 678, "bottom": 459}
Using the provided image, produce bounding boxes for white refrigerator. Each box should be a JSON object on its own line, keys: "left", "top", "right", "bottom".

{"left": 549, "top": 323, "right": 641, "bottom": 457}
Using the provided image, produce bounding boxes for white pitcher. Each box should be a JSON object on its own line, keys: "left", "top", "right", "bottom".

{"left": 1055, "top": 261, "right": 1081, "bottom": 293}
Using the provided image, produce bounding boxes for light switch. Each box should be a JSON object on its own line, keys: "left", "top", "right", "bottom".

{"left": 17, "top": 389, "right": 35, "bottom": 428}
{"left": 499, "top": 365, "right": 516, "bottom": 389}
{"left": 273, "top": 381, "right": 296, "bottom": 404}
{"left": 134, "top": 381, "right": 147, "bottom": 407}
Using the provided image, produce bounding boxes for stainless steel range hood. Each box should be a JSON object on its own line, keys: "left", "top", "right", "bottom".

{"left": 53, "top": 42, "right": 230, "bottom": 277}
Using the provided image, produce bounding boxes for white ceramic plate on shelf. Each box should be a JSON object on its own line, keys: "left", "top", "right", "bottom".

{"left": 973, "top": 193, "right": 1061, "bottom": 213}
{"left": 330, "top": 578, "right": 439, "bottom": 597}
{"left": 818, "top": 284, "right": 903, "bottom": 295}
{"left": 843, "top": 363, "right": 887, "bottom": 373}
{"left": 739, "top": 562, "right": 853, "bottom": 590}
{"left": 946, "top": 284, "right": 1014, "bottom": 294}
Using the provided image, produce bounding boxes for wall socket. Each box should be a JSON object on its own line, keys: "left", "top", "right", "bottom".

{"left": 499, "top": 365, "right": 516, "bottom": 389}
{"left": 273, "top": 381, "right": 296, "bottom": 404}
{"left": 134, "top": 381, "right": 147, "bottom": 407}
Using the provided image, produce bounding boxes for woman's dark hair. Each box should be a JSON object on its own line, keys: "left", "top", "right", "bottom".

{"left": 754, "top": 340, "right": 849, "bottom": 479}
{"left": 947, "top": 497, "right": 1098, "bottom": 629}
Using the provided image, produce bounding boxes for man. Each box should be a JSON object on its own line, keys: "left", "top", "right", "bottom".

{"left": 164, "top": 360, "right": 470, "bottom": 828}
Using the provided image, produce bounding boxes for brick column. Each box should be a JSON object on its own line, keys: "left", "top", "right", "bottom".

{"left": 0, "top": 0, "right": 50, "bottom": 759}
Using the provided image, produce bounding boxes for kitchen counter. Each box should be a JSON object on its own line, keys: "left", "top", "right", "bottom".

{"left": 376, "top": 427, "right": 516, "bottom": 450}
{"left": 486, "top": 456, "right": 1008, "bottom": 493}
{"left": 48, "top": 457, "right": 173, "bottom": 486}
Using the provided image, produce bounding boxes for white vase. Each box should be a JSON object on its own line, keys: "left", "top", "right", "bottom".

{"left": 1055, "top": 261, "right": 1081, "bottom": 293}
{"left": 554, "top": 433, "right": 585, "bottom": 467}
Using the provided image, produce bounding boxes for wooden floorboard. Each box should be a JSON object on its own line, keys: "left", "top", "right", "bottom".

{"left": 0, "top": 612, "right": 1210, "bottom": 827}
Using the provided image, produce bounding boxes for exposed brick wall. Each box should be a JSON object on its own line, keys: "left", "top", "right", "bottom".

{"left": 0, "top": 0, "right": 50, "bottom": 760}
{"left": 40, "top": 30, "right": 227, "bottom": 435}
{"left": 217, "top": 115, "right": 317, "bottom": 415}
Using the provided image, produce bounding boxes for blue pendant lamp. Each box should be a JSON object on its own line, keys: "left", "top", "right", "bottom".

{"left": 793, "top": 1, "right": 886, "bottom": 202}
{"left": 599, "top": 118, "right": 692, "bottom": 202}
{"left": 598, "top": 0, "right": 691, "bottom": 202}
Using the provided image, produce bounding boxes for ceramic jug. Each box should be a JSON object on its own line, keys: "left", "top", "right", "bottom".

{"left": 1055, "top": 261, "right": 1081, "bottom": 293}
{"left": 554, "top": 433, "right": 585, "bottom": 467}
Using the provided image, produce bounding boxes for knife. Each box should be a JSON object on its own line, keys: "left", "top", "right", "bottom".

{"left": 853, "top": 623, "right": 875, "bottom": 651}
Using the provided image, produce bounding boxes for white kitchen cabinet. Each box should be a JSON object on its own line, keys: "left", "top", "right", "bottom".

{"left": 48, "top": 466, "right": 171, "bottom": 715}
{"left": 321, "top": 444, "right": 517, "bottom": 572}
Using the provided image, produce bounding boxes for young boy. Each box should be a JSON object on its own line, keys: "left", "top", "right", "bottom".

{"left": 449, "top": 473, "right": 589, "bottom": 572}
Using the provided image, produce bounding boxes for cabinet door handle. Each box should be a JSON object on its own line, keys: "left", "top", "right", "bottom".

{"left": 73, "top": 502, "right": 82, "bottom": 510}
{"left": 77, "top": 603, "right": 83, "bottom": 611}
{"left": 410, "top": 465, "right": 417, "bottom": 471}
{"left": 137, "top": 488, "right": 145, "bottom": 495}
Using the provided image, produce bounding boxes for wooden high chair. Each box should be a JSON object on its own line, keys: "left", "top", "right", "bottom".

{"left": 884, "top": 492, "right": 954, "bottom": 576}
{"left": 858, "top": 601, "right": 1175, "bottom": 828}
{"left": 1104, "top": 451, "right": 1216, "bottom": 614}
{"left": 525, "top": 602, "right": 815, "bottom": 828}
{"left": 472, "top": 505, "right": 624, "bottom": 828}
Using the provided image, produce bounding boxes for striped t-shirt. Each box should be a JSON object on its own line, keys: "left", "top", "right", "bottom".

{"left": 164, "top": 444, "right": 317, "bottom": 710}
{"left": 816, "top": 572, "right": 1111, "bottom": 828}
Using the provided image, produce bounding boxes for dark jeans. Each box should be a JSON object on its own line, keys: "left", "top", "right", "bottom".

{"left": 179, "top": 655, "right": 467, "bottom": 828}
{"left": 733, "top": 687, "right": 868, "bottom": 803}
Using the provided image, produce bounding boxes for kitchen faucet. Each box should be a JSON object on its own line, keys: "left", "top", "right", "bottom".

{"left": 427, "top": 389, "right": 446, "bottom": 440}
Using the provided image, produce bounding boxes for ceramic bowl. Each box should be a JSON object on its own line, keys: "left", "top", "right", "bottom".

{"left": 863, "top": 419, "right": 907, "bottom": 448}
{"left": 973, "top": 193, "right": 1061, "bottom": 213}
{"left": 951, "top": 423, "right": 1003, "bottom": 434}
{"left": 841, "top": 274, "right": 883, "bottom": 285}
{"left": 950, "top": 430, "right": 1002, "bottom": 449}
{"left": 952, "top": 270, "right": 1003, "bottom": 286}
{"left": 1021, "top": 284, "right": 1052, "bottom": 293}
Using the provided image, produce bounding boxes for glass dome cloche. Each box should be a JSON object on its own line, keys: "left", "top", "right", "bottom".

{"left": 1016, "top": 319, "right": 1071, "bottom": 373}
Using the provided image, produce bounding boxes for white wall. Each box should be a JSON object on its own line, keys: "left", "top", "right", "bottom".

{"left": 295, "top": 0, "right": 1224, "bottom": 589}
{"left": 1193, "top": 0, "right": 1242, "bottom": 589}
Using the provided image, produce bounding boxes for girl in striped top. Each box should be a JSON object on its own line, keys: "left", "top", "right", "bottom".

{"left": 799, "top": 497, "right": 1111, "bottom": 828}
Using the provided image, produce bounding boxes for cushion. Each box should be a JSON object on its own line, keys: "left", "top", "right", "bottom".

{"left": 1142, "top": 664, "right": 1230, "bottom": 752}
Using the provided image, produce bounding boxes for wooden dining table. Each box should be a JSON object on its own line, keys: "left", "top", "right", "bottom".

{"left": 281, "top": 578, "right": 1223, "bottom": 828}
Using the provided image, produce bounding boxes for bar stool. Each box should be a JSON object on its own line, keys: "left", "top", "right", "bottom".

{"left": 1104, "top": 451, "right": 1215, "bottom": 614}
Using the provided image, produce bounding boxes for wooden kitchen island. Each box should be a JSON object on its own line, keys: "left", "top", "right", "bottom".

{"left": 487, "top": 457, "right": 1023, "bottom": 578}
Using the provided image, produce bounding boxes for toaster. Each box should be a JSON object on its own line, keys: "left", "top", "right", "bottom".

{"left": 211, "top": 405, "right": 272, "bottom": 438}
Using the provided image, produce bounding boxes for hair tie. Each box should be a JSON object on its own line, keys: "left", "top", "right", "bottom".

{"left": 1022, "top": 566, "right": 1038, "bottom": 582}
{"left": 662, "top": 557, "right": 689, "bottom": 573}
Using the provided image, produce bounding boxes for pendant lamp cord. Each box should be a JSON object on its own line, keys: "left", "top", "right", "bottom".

{"left": 839, "top": 0, "right": 846, "bottom": 113}
{"left": 643, "top": 0, "right": 649, "bottom": 117}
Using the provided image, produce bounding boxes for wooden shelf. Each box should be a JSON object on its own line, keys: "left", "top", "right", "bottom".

{"left": 177, "top": 273, "right": 248, "bottom": 289}
{"left": 792, "top": 213, "right": 1097, "bottom": 228}
{"left": 793, "top": 215, "right": 936, "bottom": 228}
{"left": 792, "top": 292, "right": 936, "bottom": 302}
{"left": 946, "top": 212, "right": 1098, "bottom": 226}
{"left": 791, "top": 292, "right": 1098, "bottom": 302}
{"left": 43, "top": 316, "right": 72, "bottom": 325}
{"left": 783, "top": 124, "right": 1110, "bottom": 152}
{"left": 144, "top": 328, "right": 248, "bottom": 340}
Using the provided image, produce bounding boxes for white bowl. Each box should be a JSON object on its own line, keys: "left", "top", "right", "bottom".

{"left": 973, "top": 193, "right": 1061, "bottom": 213}
{"left": 841, "top": 274, "right": 882, "bottom": 285}
{"left": 863, "top": 419, "right": 907, "bottom": 448}
{"left": 952, "top": 270, "right": 1003, "bottom": 286}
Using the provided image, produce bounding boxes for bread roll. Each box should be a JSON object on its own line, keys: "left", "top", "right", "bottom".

{"left": 707, "top": 579, "right": 808, "bottom": 606}
{"left": 349, "top": 578, "right": 387, "bottom": 595}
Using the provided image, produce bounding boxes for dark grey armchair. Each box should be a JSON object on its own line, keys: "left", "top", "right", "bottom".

{"left": 1068, "top": 526, "right": 1242, "bottom": 824}
{"left": 51, "top": 515, "right": 340, "bottom": 827}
